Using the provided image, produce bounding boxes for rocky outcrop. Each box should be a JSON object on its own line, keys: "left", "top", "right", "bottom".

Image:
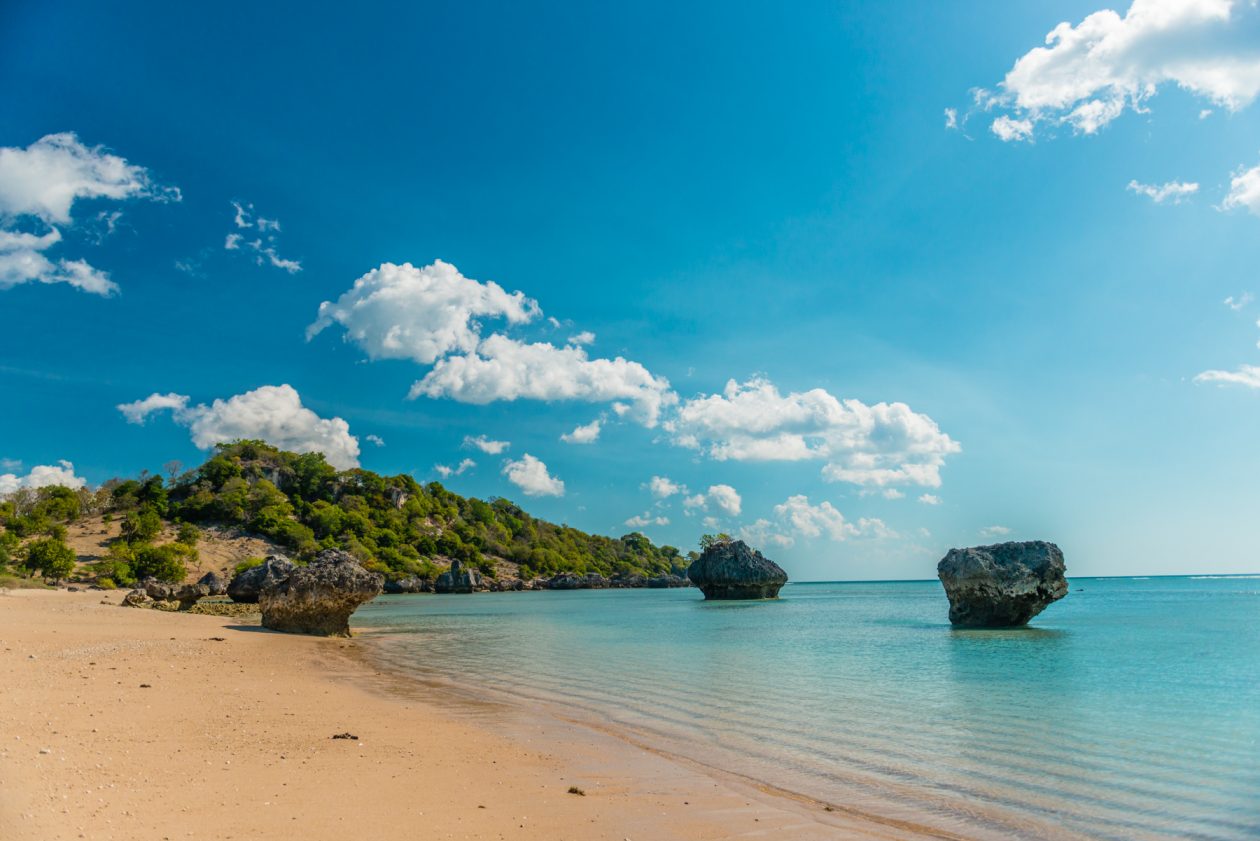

{"left": 687, "top": 540, "right": 787, "bottom": 600}
{"left": 227, "top": 555, "right": 295, "bottom": 604}
{"left": 646, "top": 573, "right": 689, "bottom": 588}
{"left": 259, "top": 549, "right": 383, "bottom": 637}
{"left": 142, "top": 578, "right": 212, "bottom": 610}
{"left": 122, "top": 589, "right": 151, "bottom": 608}
{"left": 197, "top": 571, "right": 229, "bottom": 596}
{"left": 383, "top": 576, "right": 432, "bottom": 594}
{"left": 434, "top": 559, "right": 481, "bottom": 594}
{"left": 937, "top": 541, "right": 1068, "bottom": 627}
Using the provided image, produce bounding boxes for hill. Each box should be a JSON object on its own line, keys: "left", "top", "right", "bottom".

{"left": 0, "top": 441, "right": 691, "bottom": 588}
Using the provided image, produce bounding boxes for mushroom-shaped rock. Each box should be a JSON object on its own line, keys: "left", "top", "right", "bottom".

{"left": 687, "top": 540, "right": 787, "bottom": 600}
{"left": 259, "top": 549, "right": 383, "bottom": 637}
{"left": 937, "top": 541, "right": 1068, "bottom": 627}
{"left": 227, "top": 555, "right": 295, "bottom": 604}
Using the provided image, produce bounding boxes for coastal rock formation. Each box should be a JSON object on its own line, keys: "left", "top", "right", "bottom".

{"left": 434, "top": 559, "right": 481, "bottom": 594}
{"left": 259, "top": 549, "right": 383, "bottom": 637}
{"left": 197, "top": 571, "right": 229, "bottom": 596}
{"left": 142, "top": 578, "right": 212, "bottom": 610}
{"left": 937, "top": 541, "right": 1068, "bottom": 627}
{"left": 122, "top": 589, "right": 151, "bottom": 608}
{"left": 646, "top": 573, "right": 689, "bottom": 588}
{"left": 227, "top": 555, "right": 296, "bottom": 603}
{"left": 383, "top": 576, "right": 431, "bottom": 594}
{"left": 687, "top": 540, "right": 787, "bottom": 600}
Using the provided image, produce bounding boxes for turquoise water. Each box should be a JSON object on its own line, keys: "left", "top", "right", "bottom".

{"left": 356, "top": 577, "right": 1260, "bottom": 840}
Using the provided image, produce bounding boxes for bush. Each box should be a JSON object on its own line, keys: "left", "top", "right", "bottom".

{"left": 234, "top": 556, "right": 265, "bottom": 576}
{"left": 120, "top": 506, "right": 163, "bottom": 543}
{"left": 24, "top": 537, "right": 76, "bottom": 581}
{"left": 175, "top": 522, "right": 201, "bottom": 547}
{"left": 131, "top": 543, "right": 194, "bottom": 583}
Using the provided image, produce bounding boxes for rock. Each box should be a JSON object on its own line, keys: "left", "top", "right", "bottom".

{"left": 122, "top": 589, "right": 151, "bottom": 608}
{"left": 259, "top": 549, "right": 383, "bottom": 637}
{"left": 197, "top": 571, "right": 229, "bottom": 596}
{"left": 545, "top": 572, "right": 584, "bottom": 590}
{"left": 434, "top": 559, "right": 481, "bottom": 594}
{"left": 646, "top": 574, "right": 688, "bottom": 588}
{"left": 143, "top": 577, "right": 210, "bottom": 610}
{"left": 687, "top": 540, "right": 787, "bottom": 600}
{"left": 384, "top": 576, "right": 429, "bottom": 594}
{"left": 937, "top": 541, "right": 1068, "bottom": 627}
{"left": 227, "top": 555, "right": 295, "bottom": 604}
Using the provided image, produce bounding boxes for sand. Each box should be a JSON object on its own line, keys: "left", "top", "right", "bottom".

{"left": 0, "top": 590, "right": 945, "bottom": 841}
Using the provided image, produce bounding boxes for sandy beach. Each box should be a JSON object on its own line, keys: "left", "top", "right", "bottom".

{"left": 0, "top": 590, "right": 942, "bottom": 841}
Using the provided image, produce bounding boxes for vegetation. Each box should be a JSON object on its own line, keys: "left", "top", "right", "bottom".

{"left": 0, "top": 440, "right": 690, "bottom": 586}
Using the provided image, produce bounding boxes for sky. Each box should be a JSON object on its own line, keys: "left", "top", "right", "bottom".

{"left": 2, "top": 0, "right": 1259, "bottom": 580}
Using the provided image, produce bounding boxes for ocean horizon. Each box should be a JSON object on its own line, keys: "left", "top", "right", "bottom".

{"left": 358, "top": 575, "right": 1260, "bottom": 840}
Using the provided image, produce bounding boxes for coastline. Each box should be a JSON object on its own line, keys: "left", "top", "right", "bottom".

{"left": 0, "top": 590, "right": 948, "bottom": 841}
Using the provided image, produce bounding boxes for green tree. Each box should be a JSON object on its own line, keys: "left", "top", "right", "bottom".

{"left": 175, "top": 522, "right": 201, "bottom": 547}
{"left": 24, "top": 537, "right": 76, "bottom": 581}
{"left": 131, "top": 543, "right": 193, "bottom": 583}
{"left": 120, "top": 506, "right": 163, "bottom": 543}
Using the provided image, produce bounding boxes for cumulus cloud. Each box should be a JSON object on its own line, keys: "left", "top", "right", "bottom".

{"left": 980, "top": 525, "right": 1012, "bottom": 538}
{"left": 738, "top": 519, "right": 796, "bottom": 549}
{"left": 1221, "top": 161, "right": 1260, "bottom": 216}
{"left": 668, "top": 377, "right": 959, "bottom": 488}
{"left": 1194, "top": 363, "right": 1260, "bottom": 388}
{"left": 502, "top": 454, "right": 565, "bottom": 497}
{"left": 568, "top": 331, "right": 596, "bottom": 346}
{"left": 435, "top": 458, "right": 475, "bottom": 478}
{"left": 308, "top": 261, "right": 540, "bottom": 364}
{"left": 774, "top": 495, "right": 857, "bottom": 542}
{"left": 705, "top": 484, "right": 742, "bottom": 516}
{"left": 646, "top": 475, "right": 685, "bottom": 499}
{"left": 117, "top": 384, "right": 361, "bottom": 470}
{"left": 0, "top": 132, "right": 176, "bottom": 295}
{"left": 0, "top": 460, "right": 88, "bottom": 495}
{"left": 625, "top": 511, "right": 670, "bottom": 528}
{"left": 560, "top": 418, "right": 602, "bottom": 444}
{"left": 919, "top": 493, "right": 942, "bottom": 505}
{"left": 976, "top": 0, "right": 1260, "bottom": 140}
{"left": 463, "top": 434, "right": 510, "bottom": 455}
{"left": 224, "top": 201, "right": 301, "bottom": 273}
{"left": 1128, "top": 180, "right": 1200, "bottom": 204}
{"left": 411, "top": 334, "right": 675, "bottom": 427}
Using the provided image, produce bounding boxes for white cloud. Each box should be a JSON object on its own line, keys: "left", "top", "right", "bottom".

{"left": 919, "top": 493, "right": 942, "bottom": 505}
{"left": 1194, "top": 363, "right": 1260, "bottom": 388}
{"left": 774, "top": 495, "right": 856, "bottom": 542}
{"left": 0, "top": 460, "right": 87, "bottom": 495}
{"left": 882, "top": 488, "right": 905, "bottom": 500}
{"left": 706, "top": 484, "right": 742, "bottom": 516}
{"left": 1128, "top": 180, "right": 1200, "bottom": 204}
{"left": 980, "top": 0, "right": 1260, "bottom": 139}
{"left": 117, "top": 384, "right": 360, "bottom": 470}
{"left": 0, "top": 132, "right": 175, "bottom": 295}
{"left": 0, "top": 458, "right": 20, "bottom": 472}
{"left": 668, "top": 377, "right": 960, "bottom": 488}
{"left": 365, "top": 434, "right": 385, "bottom": 447}
{"left": 225, "top": 201, "right": 301, "bottom": 273}
{"left": 738, "top": 519, "right": 795, "bottom": 549}
{"left": 991, "top": 115, "right": 1035, "bottom": 142}
{"left": 568, "top": 331, "right": 596, "bottom": 345}
{"left": 411, "top": 333, "right": 675, "bottom": 427}
{"left": 1221, "top": 161, "right": 1260, "bottom": 216}
{"left": 683, "top": 493, "right": 707, "bottom": 510}
{"left": 308, "top": 261, "right": 539, "bottom": 364}
{"left": 560, "top": 418, "right": 602, "bottom": 444}
{"left": 980, "top": 525, "right": 1012, "bottom": 538}
{"left": 646, "top": 475, "right": 685, "bottom": 499}
{"left": 463, "top": 434, "right": 510, "bottom": 455}
{"left": 435, "top": 458, "right": 475, "bottom": 478}
{"left": 944, "top": 107, "right": 958, "bottom": 129}
{"left": 502, "top": 454, "right": 565, "bottom": 497}
{"left": 1224, "top": 292, "right": 1253, "bottom": 310}
{"left": 625, "top": 511, "right": 670, "bottom": 528}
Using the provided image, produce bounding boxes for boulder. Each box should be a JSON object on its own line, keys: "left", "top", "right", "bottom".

{"left": 259, "top": 549, "right": 383, "bottom": 637}
{"left": 383, "top": 576, "right": 431, "bottom": 594}
{"left": 687, "top": 540, "right": 787, "bottom": 600}
{"left": 197, "top": 571, "right": 229, "bottom": 596}
{"left": 937, "top": 541, "right": 1068, "bottom": 627}
{"left": 546, "top": 572, "right": 584, "bottom": 590}
{"left": 434, "top": 559, "right": 481, "bottom": 594}
{"left": 646, "top": 574, "right": 688, "bottom": 588}
{"left": 122, "top": 589, "right": 152, "bottom": 608}
{"left": 227, "top": 555, "right": 295, "bottom": 604}
{"left": 143, "top": 578, "right": 211, "bottom": 610}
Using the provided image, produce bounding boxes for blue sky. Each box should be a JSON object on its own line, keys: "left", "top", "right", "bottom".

{"left": 2, "top": 0, "right": 1259, "bottom": 580}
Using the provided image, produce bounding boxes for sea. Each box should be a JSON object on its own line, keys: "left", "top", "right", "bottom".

{"left": 355, "top": 576, "right": 1260, "bottom": 840}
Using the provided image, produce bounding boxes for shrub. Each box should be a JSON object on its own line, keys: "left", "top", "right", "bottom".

{"left": 234, "top": 556, "right": 266, "bottom": 576}
{"left": 120, "top": 506, "right": 163, "bottom": 543}
{"left": 175, "top": 522, "right": 201, "bottom": 547}
{"left": 24, "top": 537, "right": 77, "bottom": 581}
{"left": 131, "top": 543, "right": 194, "bottom": 583}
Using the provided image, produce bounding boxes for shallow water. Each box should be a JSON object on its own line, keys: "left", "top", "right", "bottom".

{"left": 356, "top": 576, "right": 1260, "bottom": 840}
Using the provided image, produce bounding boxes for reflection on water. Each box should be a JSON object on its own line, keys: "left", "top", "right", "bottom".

{"left": 357, "top": 577, "right": 1260, "bottom": 841}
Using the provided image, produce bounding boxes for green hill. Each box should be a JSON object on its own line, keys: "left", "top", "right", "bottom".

{"left": 1, "top": 441, "right": 690, "bottom": 587}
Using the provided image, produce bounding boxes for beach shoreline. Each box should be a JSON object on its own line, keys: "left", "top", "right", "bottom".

{"left": 0, "top": 589, "right": 940, "bottom": 841}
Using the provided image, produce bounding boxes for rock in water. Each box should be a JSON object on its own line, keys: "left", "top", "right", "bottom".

{"left": 259, "top": 549, "right": 383, "bottom": 637}
{"left": 937, "top": 541, "right": 1068, "bottom": 627}
{"left": 687, "top": 540, "right": 787, "bottom": 600}
{"left": 227, "top": 555, "right": 295, "bottom": 603}
{"left": 434, "top": 559, "right": 481, "bottom": 594}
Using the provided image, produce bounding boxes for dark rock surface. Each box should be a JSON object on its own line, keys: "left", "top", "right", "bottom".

{"left": 142, "top": 578, "right": 211, "bottom": 610}
{"left": 434, "top": 559, "right": 481, "bottom": 594}
{"left": 121, "top": 589, "right": 151, "bottom": 608}
{"left": 197, "top": 571, "right": 229, "bottom": 596}
{"left": 227, "top": 555, "right": 295, "bottom": 603}
{"left": 937, "top": 541, "right": 1068, "bottom": 627}
{"left": 687, "top": 540, "right": 788, "bottom": 600}
{"left": 646, "top": 574, "right": 689, "bottom": 589}
{"left": 383, "top": 576, "right": 432, "bottom": 594}
{"left": 259, "top": 549, "right": 383, "bottom": 637}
